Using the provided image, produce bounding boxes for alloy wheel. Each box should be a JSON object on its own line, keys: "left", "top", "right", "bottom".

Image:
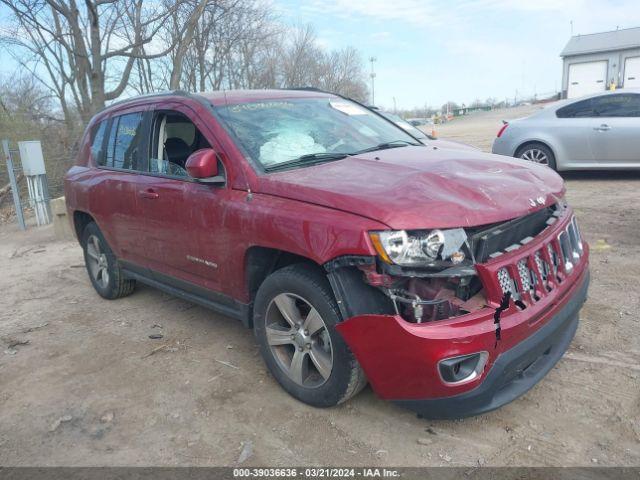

{"left": 265, "top": 292, "right": 333, "bottom": 387}
{"left": 520, "top": 148, "right": 549, "bottom": 165}
{"left": 86, "top": 234, "right": 110, "bottom": 289}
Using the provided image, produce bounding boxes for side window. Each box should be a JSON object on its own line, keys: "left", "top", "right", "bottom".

{"left": 556, "top": 99, "right": 594, "bottom": 118}
{"left": 104, "top": 112, "right": 145, "bottom": 170}
{"left": 104, "top": 120, "right": 117, "bottom": 167}
{"left": 592, "top": 94, "right": 640, "bottom": 117}
{"left": 149, "top": 111, "right": 212, "bottom": 178}
{"left": 91, "top": 121, "right": 108, "bottom": 165}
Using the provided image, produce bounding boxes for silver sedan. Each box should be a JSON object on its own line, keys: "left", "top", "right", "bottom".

{"left": 492, "top": 89, "right": 640, "bottom": 170}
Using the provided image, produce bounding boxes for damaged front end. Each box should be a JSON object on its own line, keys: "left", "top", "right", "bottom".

{"left": 325, "top": 202, "right": 589, "bottom": 417}
{"left": 372, "top": 226, "right": 486, "bottom": 324}
{"left": 327, "top": 202, "right": 566, "bottom": 325}
{"left": 326, "top": 226, "right": 488, "bottom": 324}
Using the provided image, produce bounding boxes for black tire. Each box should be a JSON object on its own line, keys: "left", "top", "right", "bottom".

{"left": 253, "top": 264, "right": 367, "bottom": 407}
{"left": 81, "top": 222, "right": 136, "bottom": 300}
{"left": 516, "top": 142, "right": 557, "bottom": 170}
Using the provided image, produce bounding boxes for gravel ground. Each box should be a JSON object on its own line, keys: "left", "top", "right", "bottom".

{"left": 0, "top": 105, "right": 639, "bottom": 466}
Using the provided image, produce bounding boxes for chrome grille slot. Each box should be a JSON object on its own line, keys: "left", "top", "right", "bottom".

{"left": 497, "top": 267, "right": 519, "bottom": 300}
{"left": 570, "top": 217, "right": 583, "bottom": 256}
{"left": 517, "top": 259, "right": 533, "bottom": 293}
{"left": 491, "top": 214, "right": 583, "bottom": 308}
{"left": 567, "top": 223, "right": 580, "bottom": 261}
{"left": 534, "top": 251, "right": 549, "bottom": 283}
{"left": 547, "top": 243, "right": 559, "bottom": 275}
{"left": 558, "top": 231, "right": 574, "bottom": 272}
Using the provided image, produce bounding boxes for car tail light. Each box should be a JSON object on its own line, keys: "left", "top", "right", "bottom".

{"left": 496, "top": 123, "right": 509, "bottom": 138}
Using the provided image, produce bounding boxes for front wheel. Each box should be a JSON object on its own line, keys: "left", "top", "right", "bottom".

{"left": 253, "top": 264, "right": 366, "bottom": 407}
{"left": 516, "top": 142, "right": 557, "bottom": 170}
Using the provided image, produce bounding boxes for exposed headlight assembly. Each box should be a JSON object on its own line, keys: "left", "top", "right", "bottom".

{"left": 369, "top": 228, "right": 469, "bottom": 267}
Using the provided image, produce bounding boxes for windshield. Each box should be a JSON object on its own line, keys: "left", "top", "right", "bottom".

{"left": 378, "top": 111, "right": 428, "bottom": 140}
{"left": 216, "top": 97, "right": 420, "bottom": 170}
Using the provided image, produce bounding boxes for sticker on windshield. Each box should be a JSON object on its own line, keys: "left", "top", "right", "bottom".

{"left": 329, "top": 101, "right": 369, "bottom": 116}
{"left": 228, "top": 101, "right": 295, "bottom": 113}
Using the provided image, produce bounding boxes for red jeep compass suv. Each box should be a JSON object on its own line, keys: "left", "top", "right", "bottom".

{"left": 64, "top": 89, "right": 589, "bottom": 418}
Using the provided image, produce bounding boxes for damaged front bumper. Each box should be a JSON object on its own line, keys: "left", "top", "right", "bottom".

{"left": 335, "top": 249, "right": 590, "bottom": 419}
{"left": 395, "top": 270, "right": 588, "bottom": 418}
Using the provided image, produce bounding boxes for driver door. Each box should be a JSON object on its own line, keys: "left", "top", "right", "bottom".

{"left": 135, "top": 104, "right": 230, "bottom": 293}
{"left": 588, "top": 93, "right": 640, "bottom": 165}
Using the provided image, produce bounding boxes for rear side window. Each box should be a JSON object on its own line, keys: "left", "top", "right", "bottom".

{"left": 591, "top": 94, "right": 640, "bottom": 117}
{"left": 104, "top": 112, "right": 145, "bottom": 170}
{"left": 91, "top": 121, "right": 108, "bottom": 164}
{"left": 556, "top": 99, "right": 594, "bottom": 118}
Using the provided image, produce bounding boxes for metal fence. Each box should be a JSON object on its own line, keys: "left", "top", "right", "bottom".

{"left": 0, "top": 139, "right": 69, "bottom": 229}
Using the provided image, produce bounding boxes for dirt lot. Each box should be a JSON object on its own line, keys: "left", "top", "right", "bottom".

{"left": 1, "top": 105, "right": 639, "bottom": 467}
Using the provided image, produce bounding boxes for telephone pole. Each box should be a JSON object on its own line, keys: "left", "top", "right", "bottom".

{"left": 369, "top": 56, "right": 377, "bottom": 106}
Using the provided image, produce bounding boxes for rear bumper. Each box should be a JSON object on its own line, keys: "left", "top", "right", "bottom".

{"left": 491, "top": 136, "right": 511, "bottom": 156}
{"left": 394, "top": 270, "right": 588, "bottom": 419}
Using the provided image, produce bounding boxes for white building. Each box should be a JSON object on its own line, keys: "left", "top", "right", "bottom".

{"left": 561, "top": 27, "right": 640, "bottom": 98}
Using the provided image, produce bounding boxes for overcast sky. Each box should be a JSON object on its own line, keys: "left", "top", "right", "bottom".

{"left": 2, "top": 1, "right": 640, "bottom": 110}
{"left": 275, "top": 0, "right": 640, "bottom": 109}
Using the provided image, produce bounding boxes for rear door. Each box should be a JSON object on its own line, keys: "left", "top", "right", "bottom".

{"left": 624, "top": 57, "right": 640, "bottom": 88}
{"left": 567, "top": 61, "right": 607, "bottom": 99}
{"left": 588, "top": 93, "right": 640, "bottom": 165}
{"left": 90, "top": 108, "right": 151, "bottom": 262}
{"left": 134, "top": 103, "right": 193, "bottom": 276}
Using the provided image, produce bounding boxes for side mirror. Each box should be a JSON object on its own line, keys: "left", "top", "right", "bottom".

{"left": 185, "top": 148, "right": 223, "bottom": 184}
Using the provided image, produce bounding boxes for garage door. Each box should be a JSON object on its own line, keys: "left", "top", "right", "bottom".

{"left": 567, "top": 61, "right": 607, "bottom": 99}
{"left": 624, "top": 57, "right": 640, "bottom": 88}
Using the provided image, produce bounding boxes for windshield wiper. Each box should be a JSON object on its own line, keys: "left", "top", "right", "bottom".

{"left": 352, "top": 140, "right": 421, "bottom": 155}
{"left": 264, "top": 152, "right": 349, "bottom": 172}
{"left": 264, "top": 140, "right": 421, "bottom": 172}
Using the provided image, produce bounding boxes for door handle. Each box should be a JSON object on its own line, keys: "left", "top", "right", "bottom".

{"left": 594, "top": 124, "right": 611, "bottom": 131}
{"left": 139, "top": 189, "right": 159, "bottom": 199}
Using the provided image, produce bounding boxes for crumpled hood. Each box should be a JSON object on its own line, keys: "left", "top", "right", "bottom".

{"left": 255, "top": 146, "right": 565, "bottom": 230}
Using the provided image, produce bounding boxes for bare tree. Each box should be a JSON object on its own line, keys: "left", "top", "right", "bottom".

{"left": 0, "top": 74, "right": 74, "bottom": 195}
{"left": 317, "top": 47, "right": 368, "bottom": 102}
{"left": 1, "top": 1, "right": 369, "bottom": 132}
{"left": 0, "top": 0, "right": 211, "bottom": 126}
{"left": 272, "top": 25, "right": 369, "bottom": 102}
{"left": 168, "top": 0, "right": 281, "bottom": 92}
{"left": 280, "top": 24, "right": 322, "bottom": 88}
{"left": 167, "top": 0, "right": 208, "bottom": 89}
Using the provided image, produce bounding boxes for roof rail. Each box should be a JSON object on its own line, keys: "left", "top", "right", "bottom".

{"left": 98, "top": 89, "right": 192, "bottom": 113}
{"left": 289, "top": 86, "right": 325, "bottom": 91}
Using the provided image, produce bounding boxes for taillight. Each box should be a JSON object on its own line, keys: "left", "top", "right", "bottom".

{"left": 496, "top": 123, "right": 509, "bottom": 138}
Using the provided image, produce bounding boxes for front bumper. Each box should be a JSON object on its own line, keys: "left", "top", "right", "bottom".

{"left": 395, "top": 270, "right": 588, "bottom": 419}
{"left": 336, "top": 208, "right": 589, "bottom": 418}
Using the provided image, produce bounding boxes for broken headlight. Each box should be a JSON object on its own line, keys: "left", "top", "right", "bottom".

{"left": 369, "top": 228, "right": 468, "bottom": 267}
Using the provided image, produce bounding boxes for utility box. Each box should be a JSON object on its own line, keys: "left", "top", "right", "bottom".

{"left": 18, "top": 140, "right": 51, "bottom": 226}
{"left": 18, "top": 141, "right": 46, "bottom": 175}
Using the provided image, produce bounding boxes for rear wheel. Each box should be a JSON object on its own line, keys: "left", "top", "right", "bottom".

{"left": 516, "top": 142, "right": 557, "bottom": 170}
{"left": 253, "top": 264, "right": 366, "bottom": 407}
{"left": 81, "top": 222, "right": 135, "bottom": 299}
